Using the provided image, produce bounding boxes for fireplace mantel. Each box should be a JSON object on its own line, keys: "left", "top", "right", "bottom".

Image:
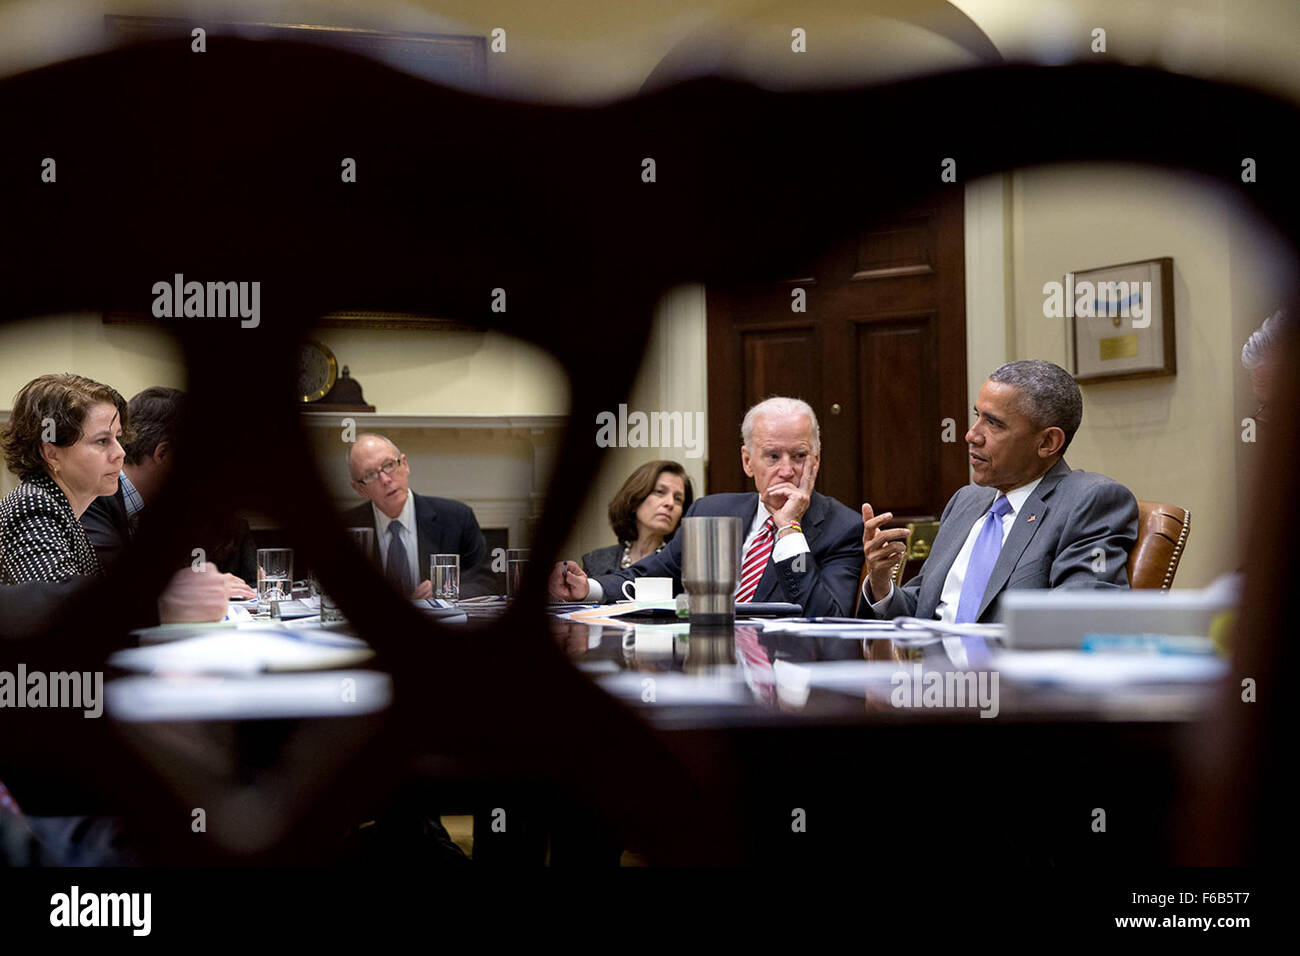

{"left": 300, "top": 412, "right": 568, "bottom": 432}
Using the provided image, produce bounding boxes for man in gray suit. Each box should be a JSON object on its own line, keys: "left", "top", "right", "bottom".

{"left": 859, "top": 360, "right": 1138, "bottom": 628}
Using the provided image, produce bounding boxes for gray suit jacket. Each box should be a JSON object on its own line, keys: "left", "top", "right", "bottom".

{"left": 592, "top": 490, "right": 864, "bottom": 617}
{"left": 860, "top": 458, "right": 1138, "bottom": 623}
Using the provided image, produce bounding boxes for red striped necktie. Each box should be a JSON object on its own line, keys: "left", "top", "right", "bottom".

{"left": 734, "top": 624, "right": 776, "bottom": 704}
{"left": 736, "top": 516, "right": 777, "bottom": 603}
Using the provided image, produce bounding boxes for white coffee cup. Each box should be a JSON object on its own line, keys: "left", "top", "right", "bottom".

{"left": 621, "top": 576, "right": 673, "bottom": 602}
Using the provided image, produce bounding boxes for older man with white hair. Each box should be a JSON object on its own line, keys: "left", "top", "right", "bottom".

{"left": 548, "top": 396, "right": 864, "bottom": 617}
{"left": 344, "top": 433, "right": 492, "bottom": 599}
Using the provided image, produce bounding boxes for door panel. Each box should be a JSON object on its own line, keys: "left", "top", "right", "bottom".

{"left": 706, "top": 189, "right": 967, "bottom": 548}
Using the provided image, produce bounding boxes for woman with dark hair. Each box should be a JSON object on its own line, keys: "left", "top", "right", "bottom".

{"left": 0, "top": 373, "right": 129, "bottom": 583}
{"left": 581, "top": 460, "right": 694, "bottom": 576}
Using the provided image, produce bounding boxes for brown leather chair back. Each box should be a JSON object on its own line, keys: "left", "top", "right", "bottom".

{"left": 1127, "top": 500, "right": 1191, "bottom": 589}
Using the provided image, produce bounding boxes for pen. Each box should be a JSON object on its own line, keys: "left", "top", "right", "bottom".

{"left": 561, "top": 562, "right": 568, "bottom": 590}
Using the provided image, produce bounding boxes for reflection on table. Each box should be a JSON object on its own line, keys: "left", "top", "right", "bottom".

{"left": 552, "top": 613, "right": 1227, "bottom": 726}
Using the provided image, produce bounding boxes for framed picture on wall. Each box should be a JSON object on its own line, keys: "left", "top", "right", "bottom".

{"left": 1067, "top": 257, "right": 1175, "bottom": 383}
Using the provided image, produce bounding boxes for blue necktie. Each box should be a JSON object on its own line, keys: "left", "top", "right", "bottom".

{"left": 386, "top": 522, "right": 414, "bottom": 597}
{"left": 954, "top": 494, "right": 1013, "bottom": 625}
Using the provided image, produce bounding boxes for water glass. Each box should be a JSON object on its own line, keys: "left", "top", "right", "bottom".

{"left": 431, "top": 553, "right": 460, "bottom": 603}
{"left": 256, "top": 548, "right": 294, "bottom": 613}
{"left": 506, "top": 548, "right": 530, "bottom": 600}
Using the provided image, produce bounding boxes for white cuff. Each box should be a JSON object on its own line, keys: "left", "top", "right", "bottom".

{"left": 771, "top": 531, "right": 810, "bottom": 564}
{"left": 864, "top": 579, "right": 894, "bottom": 612}
{"left": 586, "top": 579, "right": 603, "bottom": 603}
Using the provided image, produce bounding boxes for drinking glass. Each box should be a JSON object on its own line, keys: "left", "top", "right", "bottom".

{"left": 506, "top": 548, "right": 530, "bottom": 600}
{"left": 431, "top": 553, "right": 460, "bottom": 603}
{"left": 256, "top": 548, "right": 294, "bottom": 613}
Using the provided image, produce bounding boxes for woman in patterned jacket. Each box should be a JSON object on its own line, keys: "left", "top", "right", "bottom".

{"left": 0, "top": 373, "right": 129, "bottom": 583}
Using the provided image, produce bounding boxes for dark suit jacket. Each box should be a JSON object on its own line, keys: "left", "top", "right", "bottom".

{"left": 0, "top": 579, "right": 84, "bottom": 643}
{"left": 582, "top": 544, "right": 625, "bottom": 576}
{"left": 343, "top": 492, "right": 492, "bottom": 597}
{"left": 81, "top": 479, "right": 258, "bottom": 584}
{"left": 81, "top": 485, "right": 131, "bottom": 569}
{"left": 592, "top": 490, "right": 864, "bottom": 617}
{"left": 859, "top": 458, "right": 1138, "bottom": 623}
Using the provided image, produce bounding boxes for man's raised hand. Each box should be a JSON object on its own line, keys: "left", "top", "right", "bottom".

{"left": 861, "top": 503, "right": 909, "bottom": 602}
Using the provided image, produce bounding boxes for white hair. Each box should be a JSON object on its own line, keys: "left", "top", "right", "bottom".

{"left": 1242, "top": 310, "right": 1286, "bottom": 369}
{"left": 740, "top": 396, "right": 820, "bottom": 454}
{"left": 347, "top": 433, "right": 402, "bottom": 479}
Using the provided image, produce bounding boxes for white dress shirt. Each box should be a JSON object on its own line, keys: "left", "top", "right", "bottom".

{"left": 866, "top": 474, "right": 1045, "bottom": 623}
{"left": 866, "top": 475, "right": 1044, "bottom": 668}
{"left": 585, "top": 499, "right": 811, "bottom": 602}
{"left": 736, "top": 502, "right": 810, "bottom": 593}
{"left": 372, "top": 491, "right": 421, "bottom": 589}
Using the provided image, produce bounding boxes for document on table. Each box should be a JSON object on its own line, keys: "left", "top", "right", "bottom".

{"left": 756, "top": 618, "right": 956, "bottom": 642}
{"left": 563, "top": 602, "right": 679, "bottom": 626}
{"left": 106, "top": 670, "right": 392, "bottom": 722}
{"left": 990, "top": 650, "right": 1228, "bottom": 686}
{"left": 757, "top": 619, "right": 899, "bottom": 637}
{"left": 109, "top": 626, "right": 374, "bottom": 675}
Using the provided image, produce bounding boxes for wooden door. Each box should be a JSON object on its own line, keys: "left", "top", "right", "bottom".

{"left": 706, "top": 189, "right": 969, "bottom": 534}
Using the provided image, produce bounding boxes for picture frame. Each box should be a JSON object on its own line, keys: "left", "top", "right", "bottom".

{"left": 1067, "top": 256, "right": 1175, "bottom": 383}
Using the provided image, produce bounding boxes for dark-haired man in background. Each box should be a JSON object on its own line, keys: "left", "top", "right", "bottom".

{"left": 81, "top": 386, "right": 255, "bottom": 597}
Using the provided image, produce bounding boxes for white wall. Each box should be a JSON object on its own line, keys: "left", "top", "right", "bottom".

{"left": 999, "top": 165, "right": 1290, "bottom": 586}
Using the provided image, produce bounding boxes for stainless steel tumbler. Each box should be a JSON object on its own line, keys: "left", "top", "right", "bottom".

{"left": 680, "top": 515, "right": 744, "bottom": 624}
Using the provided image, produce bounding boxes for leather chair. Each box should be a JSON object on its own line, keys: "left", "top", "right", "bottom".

{"left": 1127, "top": 500, "right": 1191, "bottom": 589}
{"left": 852, "top": 501, "right": 1190, "bottom": 611}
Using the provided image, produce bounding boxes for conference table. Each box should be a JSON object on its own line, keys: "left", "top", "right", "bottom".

{"left": 39, "top": 593, "right": 1227, "bottom": 867}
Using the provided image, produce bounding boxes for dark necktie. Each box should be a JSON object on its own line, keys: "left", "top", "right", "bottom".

{"left": 386, "top": 522, "right": 413, "bottom": 596}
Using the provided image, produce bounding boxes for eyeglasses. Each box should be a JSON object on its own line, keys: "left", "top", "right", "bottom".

{"left": 354, "top": 456, "right": 404, "bottom": 486}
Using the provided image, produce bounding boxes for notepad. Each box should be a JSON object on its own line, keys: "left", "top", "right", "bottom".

{"left": 109, "top": 627, "right": 374, "bottom": 675}
{"left": 106, "top": 670, "right": 391, "bottom": 721}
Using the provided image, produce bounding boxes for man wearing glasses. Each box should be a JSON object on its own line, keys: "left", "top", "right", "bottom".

{"left": 344, "top": 433, "right": 492, "bottom": 599}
